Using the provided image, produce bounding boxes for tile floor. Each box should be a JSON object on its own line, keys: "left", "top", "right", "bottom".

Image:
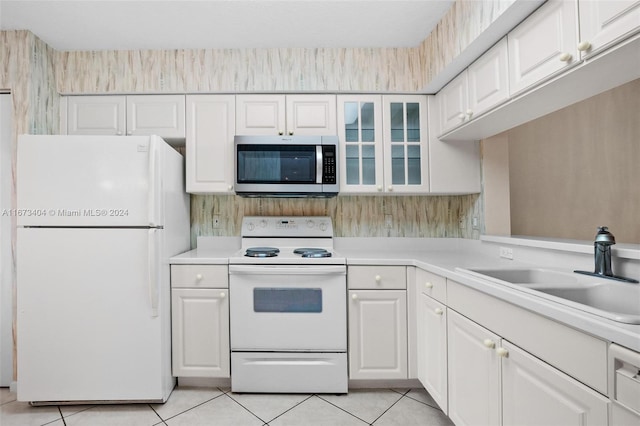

{"left": 1, "top": 386, "right": 453, "bottom": 426}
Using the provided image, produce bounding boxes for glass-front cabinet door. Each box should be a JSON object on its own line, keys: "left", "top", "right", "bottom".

{"left": 382, "top": 95, "right": 429, "bottom": 193}
{"left": 337, "top": 95, "right": 384, "bottom": 193}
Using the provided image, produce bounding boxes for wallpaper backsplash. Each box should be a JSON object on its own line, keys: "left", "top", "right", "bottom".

{"left": 191, "top": 194, "right": 482, "bottom": 247}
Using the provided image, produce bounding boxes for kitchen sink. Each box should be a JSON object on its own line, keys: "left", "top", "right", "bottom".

{"left": 456, "top": 267, "right": 640, "bottom": 324}
{"left": 462, "top": 267, "right": 579, "bottom": 285}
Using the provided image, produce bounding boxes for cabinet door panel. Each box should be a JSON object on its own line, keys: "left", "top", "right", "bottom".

{"left": 185, "top": 95, "right": 235, "bottom": 193}
{"left": 502, "top": 341, "right": 609, "bottom": 426}
{"left": 438, "top": 72, "right": 469, "bottom": 134}
{"left": 508, "top": 0, "right": 578, "bottom": 94}
{"left": 348, "top": 290, "right": 407, "bottom": 379}
{"left": 579, "top": 0, "right": 640, "bottom": 58}
{"left": 67, "top": 96, "right": 126, "bottom": 135}
{"left": 417, "top": 293, "right": 448, "bottom": 413}
{"left": 447, "top": 310, "right": 501, "bottom": 426}
{"left": 171, "top": 288, "right": 230, "bottom": 378}
{"left": 286, "top": 95, "right": 337, "bottom": 135}
{"left": 127, "top": 95, "right": 185, "bottom": 139}
{"left": 236, "top": 95, "right": 285, "bottom": 135}
{"left": 468, "top": 37, "right": 509, "bottom": 117}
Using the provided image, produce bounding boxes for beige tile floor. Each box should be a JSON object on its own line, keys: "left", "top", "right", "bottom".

{"left": 0, "top": 386, "right": 453, "bottom": 426}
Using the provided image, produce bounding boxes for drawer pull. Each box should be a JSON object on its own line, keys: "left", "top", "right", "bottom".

{"left": 424, "top": 282, "right": 433, "bottom": 289}
{"left": 375, "top": 275, "right": 382, "bottom": 283}
{"left": 483, "top": 339, "right": 496, "bottom": 349}
{"left": 496, "top": 347, "right": 509, "bottom": 358}
{"left": 352, "top": 293, "right": 358, "bottom": 300}
{"left": 220, "top": 292, "right": 226, "bottom": 298}
{"left": 434, "top": 308, "right": 443, "bottom": 316}
{"left": 195, "top": 274, "right": 203, "bottom": 281}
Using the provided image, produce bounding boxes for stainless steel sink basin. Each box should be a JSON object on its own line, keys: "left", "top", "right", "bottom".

{"left": 534, "top": 283, "right": 640, "bottom": 323}
{"left": 464, "top": 267, "right": 579, "bottom": 285}
{"left": 457, "top": 267, "right": 640, "bottom": 324}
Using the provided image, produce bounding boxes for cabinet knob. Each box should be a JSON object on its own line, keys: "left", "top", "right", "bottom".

{"left": 559, "top": 52, "right": 572, "bottom": 62}
{"left": 288, "top": 131, "right": 294, "bottom": 136}
{"left": 228, "top": 185, "right": 233, "bottom": 191}
{"left": 458, "top": 113, "right": 466, "bottom": 121}
{"left": 220, "top": 292, "right": 226, "bottom": 298}
{"left": 375, "top": 275, "right": 382, "bottom": 283}
{"left": 278, "top": 131, "right": 284, "bottom": 135}
{"left": 377, "top": 185, "right": 383, "bottom": 192}
{"left": 116, "top": 131, "right": 123, "bottom": 136}
{"left": 424, "top": 282, "right": 433, "bottom": 289}
{"left": 483, "top": 339, "right": 496, "bottom": 349}
{"left": 126, "top": 131, "right": 133, "bottom": 135}
{"left": 496, "top": 347, "right": 509, "bottom": 358}
{"left": 577, "top": 41, "right": 591, "bottom": 52}
{"left": 195, "top": 274, "right": 203, "bottom": 281}
{"left": 434, "top": 308, "right": 444, "bottom": 316}
{"left": 352, "top": 293, "right": 358, "bottom": 300}
{"left": 387, "top": 186, "right": 393, "bottom": 192}
{"left": 466, "top": 109, "right": 473, "bottom": 119}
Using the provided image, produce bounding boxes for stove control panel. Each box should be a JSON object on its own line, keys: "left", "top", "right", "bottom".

{"left": 241, "top": 216, "right": 333, "bottom": 238}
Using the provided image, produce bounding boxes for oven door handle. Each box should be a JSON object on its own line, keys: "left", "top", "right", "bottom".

{"left": 229, "top": 265, "right": 346, "bottom": 275}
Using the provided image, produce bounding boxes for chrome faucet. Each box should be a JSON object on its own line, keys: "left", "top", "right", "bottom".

{"left": 594, "top": 226, "right": 615, "bottom": 276}
{"left": 575, "top": 226, "right": 639, "bottom": 283}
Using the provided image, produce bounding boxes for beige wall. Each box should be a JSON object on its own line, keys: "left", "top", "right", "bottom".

{"left": 483, "top": 79, "right": 640, "bottom": 244}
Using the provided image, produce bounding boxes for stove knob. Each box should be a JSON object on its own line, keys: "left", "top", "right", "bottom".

{"left": 247, "top": 222, "right": 255, "bottom": 231}
{"left": 259, "top": 220, "right": 267, "bottom": 228}
{"left": 319, "top": 222, "right": 327, "bottom": 231}
{"left": 306, "top": 220, "right": 315, "bottom": 228}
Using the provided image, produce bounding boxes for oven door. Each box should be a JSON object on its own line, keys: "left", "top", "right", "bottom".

{"left": 229, "top": 264, "right": 346, "bottom": 351}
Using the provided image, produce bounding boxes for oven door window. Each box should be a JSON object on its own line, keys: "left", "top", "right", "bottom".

{"left": 237, "top": 145, "right": 317, "bottom": 184}
{"left": 253, "top": 288, "right": 322, "bottom": 313}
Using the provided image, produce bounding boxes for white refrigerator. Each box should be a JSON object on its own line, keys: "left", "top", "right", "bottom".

{"left": 16, "top": 134, "right": 190, "bottom": 403}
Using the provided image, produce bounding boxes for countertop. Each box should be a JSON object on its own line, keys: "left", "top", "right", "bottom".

{"left": 170, "top": 236, "right": 640, "bottom": 352}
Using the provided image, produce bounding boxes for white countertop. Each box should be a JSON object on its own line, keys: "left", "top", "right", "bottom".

{"left": 170, "top": 236, "right": 640, "bottom": 352}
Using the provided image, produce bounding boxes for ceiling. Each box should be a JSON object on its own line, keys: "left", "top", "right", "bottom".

{"left": 0, "top": 0, "right": 455, "bottom": 51}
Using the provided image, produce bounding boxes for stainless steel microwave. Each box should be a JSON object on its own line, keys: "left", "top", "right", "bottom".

{"left": 234, "top": 135, "right": 339, "bottom": 197}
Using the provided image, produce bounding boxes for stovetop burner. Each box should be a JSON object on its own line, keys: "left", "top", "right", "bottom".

{"left": 293, "top": 248, "right": 333, "bottom": 258}
{"left": 245, "top": 247, "right": 280, "bottom": 258}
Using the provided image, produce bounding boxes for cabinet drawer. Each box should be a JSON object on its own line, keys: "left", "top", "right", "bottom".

{"left": 171, "top": 265, "right": 229, "bottom": 288}
{"left": 415, "top": 268, "right": 446, "bottom": 303}
{"left": 348, "top": 266, "right": 406, "bottom": 289}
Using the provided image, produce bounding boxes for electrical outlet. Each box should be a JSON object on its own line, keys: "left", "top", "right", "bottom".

{"left": 384, "top": 214, "right": 393, "bottom": 229}
{"left": 499, "top": 247, "right": 514, "bottom": 260}
{"left": 213, "top": 215, "right": 221, "bottom": 228}
{"left": 472, "top": 216, "right": 479, "bottom": 229}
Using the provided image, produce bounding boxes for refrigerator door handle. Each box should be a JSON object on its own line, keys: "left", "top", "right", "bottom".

{"left": 148, "top": 229, "right": 159, "bottom": 317}
{"left": 147, "top": 138, "right": 158, "bottom": 227}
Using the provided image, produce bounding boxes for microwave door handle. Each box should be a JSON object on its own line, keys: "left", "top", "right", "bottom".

{"left": 316, "top": 146, "right": 323, "bottom": 184}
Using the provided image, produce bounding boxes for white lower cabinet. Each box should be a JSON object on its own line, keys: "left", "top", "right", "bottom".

{"left": 447, "top": 309, "right": 502, "bottom": 426}
{"left": 416, "top": 292, "right": 448, "bottom": 413}
{"left": 447, "top": 309, "right": 609, "bottom": 426}
{"left": 171, "top": 265, "right": 230, "bottom": 378}
{"left": 348, "top": 289, "right": 407, "bottom": 380}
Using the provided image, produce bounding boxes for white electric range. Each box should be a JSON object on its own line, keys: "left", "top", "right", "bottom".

{"left": 228, "top": 216, "right": 347, "bottom": 393}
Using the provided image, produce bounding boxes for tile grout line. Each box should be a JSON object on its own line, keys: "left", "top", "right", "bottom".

{"left": 223, "top": 392, "right": 272, "bottom": 424}
{"left": 148, "top": 402, "right": 169, "bottom": 426}
{"left": 57, "top": 406, "right": 67, "bottom": 426}
{"left": 313, "top": 394, "right": 376, "bottom": 425}
{"left": 369, "top": 392, "right": 408, "bottom": 425}
{"left": 159, "top": 391, "right": 227, "bottom": 423}
{"left": 228, "top": 392, "right": 316, "bottom": 425}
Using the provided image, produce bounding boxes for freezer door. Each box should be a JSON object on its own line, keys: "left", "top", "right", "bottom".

{"left": 16, "top": 135, "right": 163, "bottom": 227}
{"left": 16, "top": 227, "right": 173, "bottom": 402}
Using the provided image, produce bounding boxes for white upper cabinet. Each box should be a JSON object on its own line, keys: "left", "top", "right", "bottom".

{"left": 578, "top": 0, "right": 640, "bottom": 58}
{"left": 337, "top": 95, "right": 384, "bottom": 194}
{"left": 382, "top": 95, "right": 429, "bottom": 194}
{"left": 508, "top": 0, "right": 579, "bottom": 95}
{"left": 438, "top": 71, "right": 469, "bottom": 135}
{"left": 467, "top": 37, "right": 510, "bottom": 118}
{"left": 66, "top": 96, "right": 126, "bottom": 136}
{"left": 236, "top": 94, "right": 336, "bottom": 136}
{"left": 126, "top": 95, "right": 186, "bottom": 139}
{"left": 65, "top": 95, "right": 186, "bottom": 141}
{"left": 185, "top": 95, "right": 236, "bottom": 194}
